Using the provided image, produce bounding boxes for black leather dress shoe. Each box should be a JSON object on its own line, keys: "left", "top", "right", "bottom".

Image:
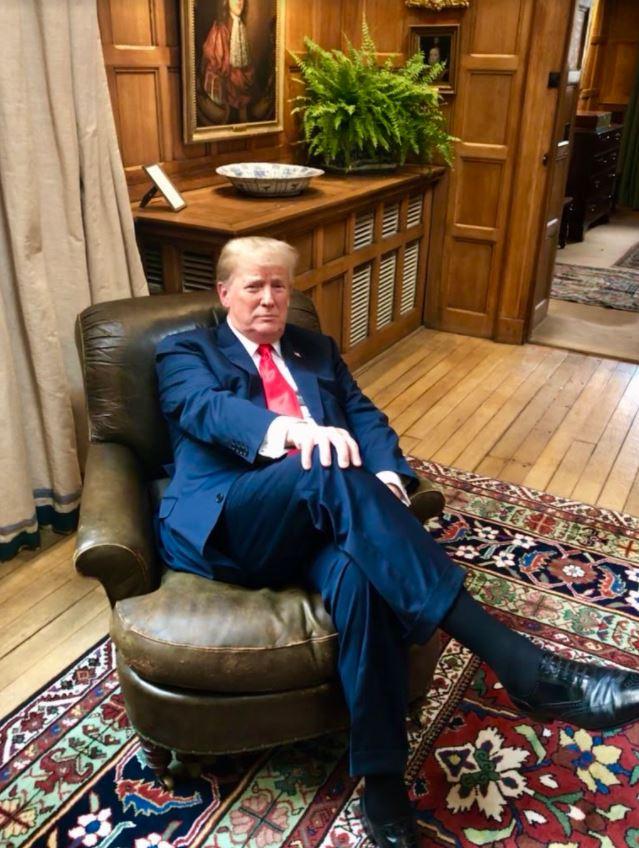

{"left": 360, "top": 796, "right": 419, "bottom": 848}
{"left": 508, "top": 652, "right": 639, "bottom": 730}
{"left": 409, "top": 488, "right": 445, "bottom": 523}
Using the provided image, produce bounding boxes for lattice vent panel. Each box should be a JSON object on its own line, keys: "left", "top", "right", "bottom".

{"left": 381, "top": 203, "right": 399, "bottom": 238}
{"left": 142, "top": 243, "right": 164, "bottom": 294}
{"left": 377, "top": 252, "right": 397, "bottom": 329}
{"left": 350, "top": 263, "right": 372, "bottom": 346}
{"left": 182, "top": 250, "right": 216, "bottom": 292}
{"left": 400, "top": 242, "right": 420, "bottom": 315}
{"left": 353, "top": 210, "right": 375, "bottom": 250}
{"left": 406, "top": 195, "right": 423, "bottom": 228}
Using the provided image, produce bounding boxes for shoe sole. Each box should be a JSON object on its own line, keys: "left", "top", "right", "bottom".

{"left": 514, "top": 705, "right": 628, "bottom": 732}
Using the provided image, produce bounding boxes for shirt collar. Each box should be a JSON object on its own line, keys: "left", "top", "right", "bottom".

{"left": 225, "top": 316, "right": 283, "bottom": 359}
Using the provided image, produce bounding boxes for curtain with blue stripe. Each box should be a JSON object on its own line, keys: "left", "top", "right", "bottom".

{"left": 0, "top": 0, "right": 148, "bottom": 562}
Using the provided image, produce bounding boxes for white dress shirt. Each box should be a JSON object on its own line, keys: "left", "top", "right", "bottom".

{"left": 226, "top": 318, "right": 410, "bottom": 504}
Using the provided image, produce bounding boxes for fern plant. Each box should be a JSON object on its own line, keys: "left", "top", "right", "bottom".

{"left": 291, "top": 21, "right": 454, "bottom": 170}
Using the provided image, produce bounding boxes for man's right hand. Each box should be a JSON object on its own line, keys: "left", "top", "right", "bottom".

{"left": 287, "top": 422, "right": 362, "bottom": 471}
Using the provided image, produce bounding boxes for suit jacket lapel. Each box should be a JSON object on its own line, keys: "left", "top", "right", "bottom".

{"left": 215, "top": 321, "right": 266, "bottom": 407}
{"left": 215, "top": 321, "right": 324, "bottom": 420}
{"left": 281, "top": 332, "right": 325, "bottom": 424}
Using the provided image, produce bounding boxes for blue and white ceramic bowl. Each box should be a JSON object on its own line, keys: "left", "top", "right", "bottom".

{"left": 216, "top": 162, "right": 324, "bottom": 197}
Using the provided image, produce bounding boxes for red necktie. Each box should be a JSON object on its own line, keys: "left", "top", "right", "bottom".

{"left": 257, "top": 344, "right": 303, "bottom": 418}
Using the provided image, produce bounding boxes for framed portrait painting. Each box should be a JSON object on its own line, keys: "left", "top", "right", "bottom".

{"left": 181, "top": 0, "right": 285, "bottom": 144}
{"left": 410, "top": 25, "right": 459, "bottom": 95}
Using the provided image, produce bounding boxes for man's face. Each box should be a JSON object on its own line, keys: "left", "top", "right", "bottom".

{"left": 217, "top": 257, "right": 291, "bottom": 345}
{"left": 229, "top": 0, "right": 245, "bottom": 15}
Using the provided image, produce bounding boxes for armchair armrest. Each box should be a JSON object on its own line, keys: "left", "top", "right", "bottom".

{"left": 74, "top": 442, "right": 159, "bottom": 606}
{"left": 412, "top": 473, "right": 441, "bottom": 497}
{"left": 408, "top": 473, "right": 445, "bottom": 524}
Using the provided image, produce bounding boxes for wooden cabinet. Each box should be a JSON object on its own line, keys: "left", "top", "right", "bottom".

{"left": 565, "top": 123, "right": 624, "bottom": 242}
{"left": 134, "top": 169, "right": 443, "bottom": 368}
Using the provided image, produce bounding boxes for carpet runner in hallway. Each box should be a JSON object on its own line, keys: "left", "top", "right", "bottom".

{"left": 616, "top": 241, "right": 639, "bottom": 271}
{"left": 552, "top": 262, "right": 639, "bottom": 312}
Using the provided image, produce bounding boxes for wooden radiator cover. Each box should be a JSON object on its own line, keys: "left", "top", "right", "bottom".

{"left": 134, "top": 168, "right": 443, "bottom": 368}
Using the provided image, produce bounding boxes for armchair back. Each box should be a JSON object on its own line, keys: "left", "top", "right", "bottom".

{"left": 76, "top": 290, "right": 320, "bottom": 477}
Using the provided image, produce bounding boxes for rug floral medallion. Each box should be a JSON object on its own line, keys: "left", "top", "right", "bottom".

{"left": 2, "top": 460, "right": 639, "bottom": 848}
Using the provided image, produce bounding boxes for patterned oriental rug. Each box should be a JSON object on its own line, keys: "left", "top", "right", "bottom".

{"left": 616, "top": 242, "right": 639, "bottom": 271}
{"left": 3, "top": 459, "right": 639, "bottom": 848}
{"left": 551, "top": 262, "right": 639, "bottom": 312}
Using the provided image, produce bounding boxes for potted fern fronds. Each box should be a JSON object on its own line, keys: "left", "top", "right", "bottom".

{"left": 291, "top": 20, "right": 454, "bottom": 172}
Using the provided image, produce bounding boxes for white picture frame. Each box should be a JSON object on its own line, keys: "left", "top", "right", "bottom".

{"left": 141, "top": 164, "right": 187, "bottom": 212}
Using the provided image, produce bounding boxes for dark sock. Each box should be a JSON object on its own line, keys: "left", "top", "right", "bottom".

{"left": 441, "top": 588, "right": 542, "bottom": 698}
{"left": 364, "top": 773, "right": 412, "bottom": 823}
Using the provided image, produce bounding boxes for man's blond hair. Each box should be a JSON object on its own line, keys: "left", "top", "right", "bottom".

{"left": 216, "top": 237, "right": 299, "bottom": 283}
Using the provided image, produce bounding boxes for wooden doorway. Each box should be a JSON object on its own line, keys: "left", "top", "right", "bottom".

{"left": 528, "top": 0, "right": 592, "bottom": 331}
{"left": 527, "top": 0, "right": 639, "bottom": 362}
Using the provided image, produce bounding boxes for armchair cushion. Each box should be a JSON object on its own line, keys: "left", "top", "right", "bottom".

{"left": 111, "top": 568, "right": 339, "bottom": 693}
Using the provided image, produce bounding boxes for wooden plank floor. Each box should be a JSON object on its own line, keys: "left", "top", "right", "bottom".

{"left": 0, "top": 535, "right": 111, "bottom": 717}
{"left": 359, "top": 328, "right": 639, "bottom": 514}
{"left": 3, "top": 328, "right": 639, "bottom": 719}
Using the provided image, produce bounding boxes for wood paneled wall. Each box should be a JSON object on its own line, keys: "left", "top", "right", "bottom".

{"left": 337, "top": 0, "right": 545, "bottom": 341}
{"left": 433, "top": 0, "right": 533, "bottom": 338}
{"left": 580, "top": 0, "right": 639, "bottom": 113}
{"left": 339, "top": 1, "right": 580, "bottom": 344}
{"left": 100, "top": 0, "right": 576, "bottom": 346}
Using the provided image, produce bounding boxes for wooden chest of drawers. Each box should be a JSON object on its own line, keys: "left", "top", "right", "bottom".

{"left": 565, "top": 123, "right": 624, "bottom": 242}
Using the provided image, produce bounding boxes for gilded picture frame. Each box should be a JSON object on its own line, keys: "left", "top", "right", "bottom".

{"left": 405, "top": 0, "right": 469, "bottom": 8}
{"left": 181, "top": 0, "right": 285, "bottom": 144}
{"left": 410, "top": 24, "right": 459, "bottom": 95}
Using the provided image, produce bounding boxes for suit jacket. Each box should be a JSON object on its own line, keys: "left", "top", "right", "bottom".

{"left": 155, "top": 319, "right": 417, "bottom": 560}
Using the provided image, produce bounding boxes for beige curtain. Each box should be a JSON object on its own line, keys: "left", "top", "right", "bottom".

{"left": 0, "top": 0, "right": 148, "bottom": 560}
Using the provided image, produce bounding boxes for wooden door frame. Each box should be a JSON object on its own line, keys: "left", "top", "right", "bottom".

{"left": 493, "top": 0, "right": 579, "bottom": 344}
{"left": 522, "top": 0, "right": 589, "bottom": 340}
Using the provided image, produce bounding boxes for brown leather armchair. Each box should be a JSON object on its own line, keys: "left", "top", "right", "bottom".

{"left": 74, "top": 289, "right": 441, "bottom": 783}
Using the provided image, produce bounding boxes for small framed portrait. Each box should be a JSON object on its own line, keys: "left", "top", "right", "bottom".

{"left": 410, "top": 25, "right": 459, "bottom": 95}
{"left": 181, "top": 0, "right": 286, "bottom": 144}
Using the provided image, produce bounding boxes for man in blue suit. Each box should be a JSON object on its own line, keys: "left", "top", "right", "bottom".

{"left": 156, "top": 237, "right": 639, "bottom": 848}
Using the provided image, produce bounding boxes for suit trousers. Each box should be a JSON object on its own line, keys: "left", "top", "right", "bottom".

{"left": 199, "top": 454, "right": 466, "bottom": 776}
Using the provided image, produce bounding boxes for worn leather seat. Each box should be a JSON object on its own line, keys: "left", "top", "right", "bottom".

{"left": 113, "top": 569, "right": 339, "bottom": 692}
{"left": 74, "top": 289, "right": 440, "bottom": 776}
